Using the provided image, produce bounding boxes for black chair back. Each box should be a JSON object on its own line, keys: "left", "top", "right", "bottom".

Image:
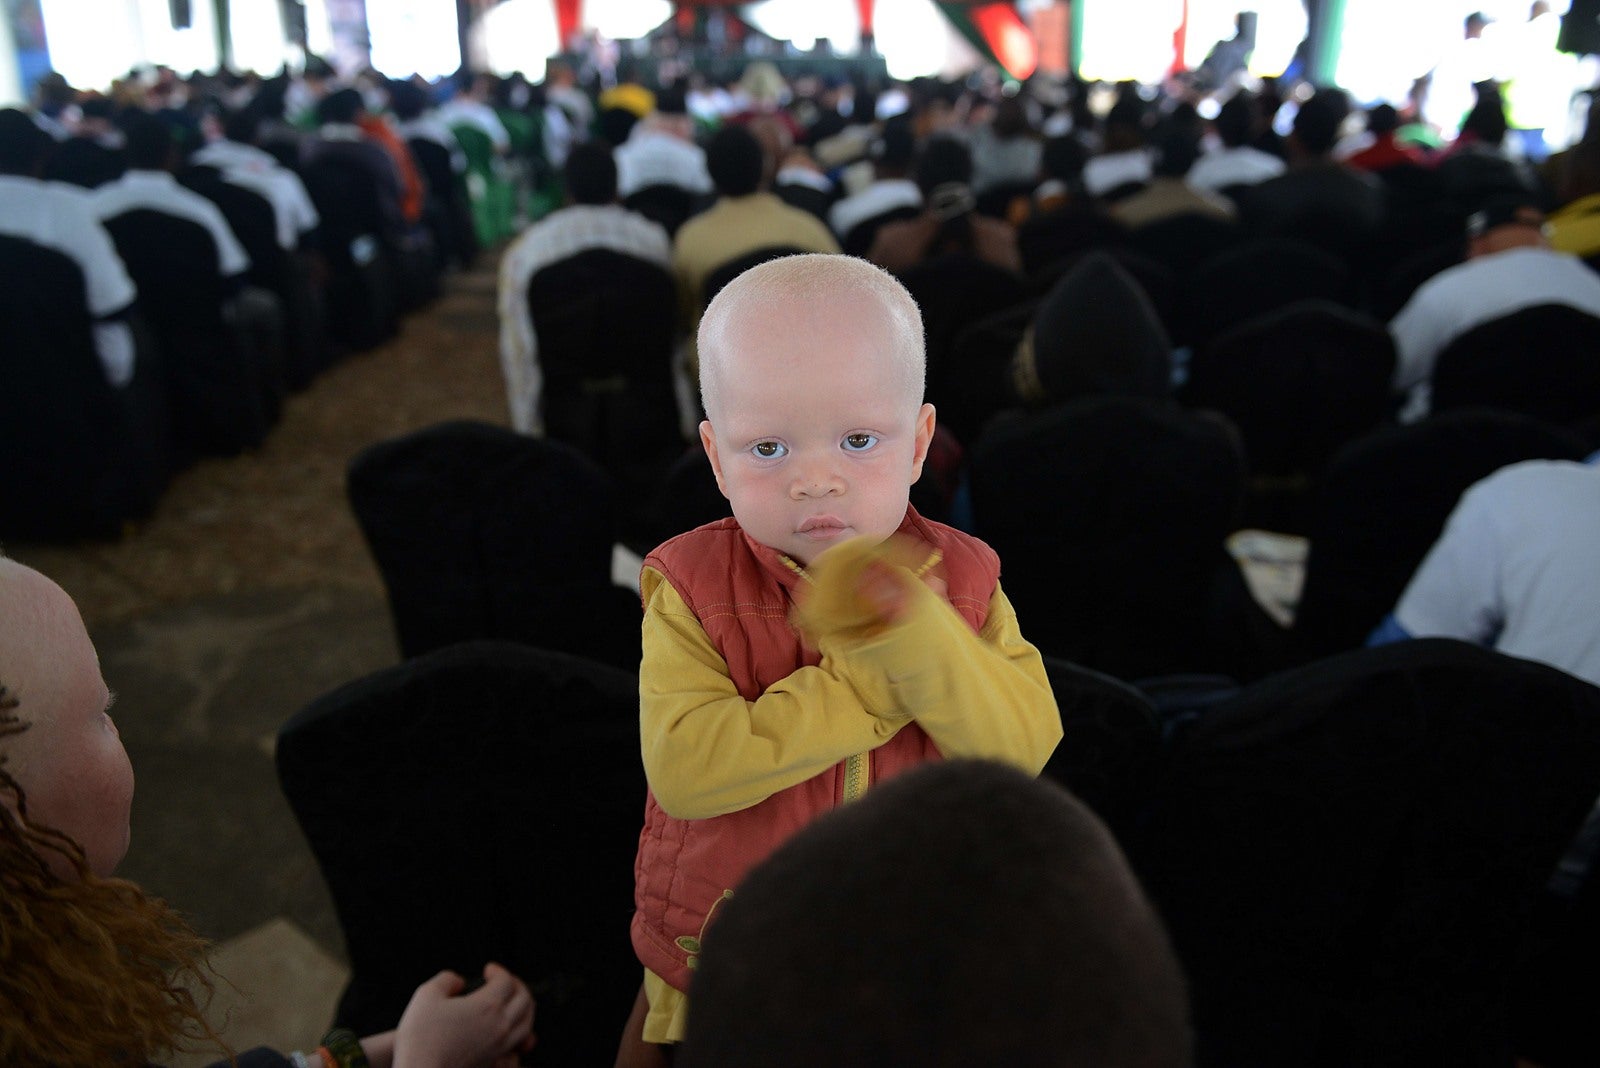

{"left": 1129, "top": 639, "right": 1600, "bottom": 1067}
{"left": 526, "top": 248, "right": 682, "bottom": 518}
{"left": 407, "top": 136, "right": 478, "bottom": 268}
{"left": 623, "top": 183, "right": 700, "bottom": 237}
{"left": 102, "top": 208, "right": 272, "bottom": 456}
{"left": 301, "top": 149, "right": 401, "bottom": 350}
{"left": 936, "top": 302, "right": 1035, "bottom": 446}
{"left": 1037, "top": 655, "right": 1164, "bottom": 838}
{"left": 899, "top": 252, "right": 1030, "bottom": 411}
{"left": 1185, "top": 238, "right": 1350, "bottom": 352}
{"left": 1130, "top": 210, "right": 1243, "bottom": 275}
{"left": 1016, "top": 201, "right": 1131, "bottom": 279}
{"left": 1184, "top": 300, "right": 1395, "bottom": 480}
{"left": 968, "top": 396, "right": 1247, "bottom": 680}
{"left": 1432, "top": 303, "right": 1600, "bottom": 428}
{"left": 347, "top": 420, "right": 642, "bottom": 667}
{"left": 1293, "top": 409, "right": 1590, "bottom": 657}
{"left": 840, "top": 203, "right": 920, "bottom": 257}
{"left": 700, "top": 244, "right": 810, "bottom": 309}
{"left": 276, "top": 641, "right": 645, "bottom": 1066}
{"left": 0, "top": 235, "right": 170, "bottom": 538}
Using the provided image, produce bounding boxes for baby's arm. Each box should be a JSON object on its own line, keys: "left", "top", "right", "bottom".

{"left": 804, "top": 569, "right": 1062, "bottom": 775}
{"left": 641, "top": 567, "right": 907, "bottom": 820}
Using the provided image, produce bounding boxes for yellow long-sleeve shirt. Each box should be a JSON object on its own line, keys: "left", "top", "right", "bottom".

{"left": 637, "top": 540, "right": 1062, "bottom": 1041}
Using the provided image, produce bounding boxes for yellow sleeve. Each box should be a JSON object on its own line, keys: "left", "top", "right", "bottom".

{"left": 640, "top": 567, "right": 906, "bottom": 821}
{"left": 810, "top": 579, "right": 1063, "bottom": 775}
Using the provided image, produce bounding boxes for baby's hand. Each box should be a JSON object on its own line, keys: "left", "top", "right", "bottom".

{"left": 793, "top": 536, "right": 943, "bottom": 644}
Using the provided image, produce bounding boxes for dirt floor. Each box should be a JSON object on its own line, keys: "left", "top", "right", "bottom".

{"left": 9, "top": 264, "right": 509, "bottom": 627}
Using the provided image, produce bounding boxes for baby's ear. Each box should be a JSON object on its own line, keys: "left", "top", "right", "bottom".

{"left": 909, "top": 403, "right": 937, "bottom": 481}
{"left": 699, "top": 421, "right": 731, "bottom": 499}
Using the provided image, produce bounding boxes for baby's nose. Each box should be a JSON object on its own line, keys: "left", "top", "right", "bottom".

{"left": 790, "top": 461, "right": 844, "bottom": 499}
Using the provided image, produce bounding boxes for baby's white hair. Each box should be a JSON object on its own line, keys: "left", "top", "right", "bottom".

{"left": 698, "top": 254, "right": 926, "bottom": 421}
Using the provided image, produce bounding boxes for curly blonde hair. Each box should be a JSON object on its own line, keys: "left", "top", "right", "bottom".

{"left": 0, "top": 685, "right": 228, "bottom": 1067}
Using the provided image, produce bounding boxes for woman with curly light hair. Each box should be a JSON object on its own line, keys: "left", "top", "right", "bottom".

{"left": 0, "top": 556, "right": 537, "bottom": 1068}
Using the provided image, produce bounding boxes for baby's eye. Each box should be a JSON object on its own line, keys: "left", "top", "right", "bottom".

{"left": 841, "top": 433, "right": 879, "bottom": 452}
{"left": 751, "top": 440, "right": 787, "bottom": 459}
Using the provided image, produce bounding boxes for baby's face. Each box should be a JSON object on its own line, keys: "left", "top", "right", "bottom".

{"left": 701, "top": 300, "right": 934, "bottom": 567}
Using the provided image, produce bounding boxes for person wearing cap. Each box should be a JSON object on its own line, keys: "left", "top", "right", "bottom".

{"left": 1389, "top": 193, "right": 1600, "bottom": 423}
{"left": 613, "top": 84, "right": 713, "bottom": 201}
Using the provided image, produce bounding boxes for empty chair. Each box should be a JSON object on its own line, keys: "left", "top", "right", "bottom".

{"left": 276, "top": 641, "right": 645, "bottom": 1065}
{"left": 1185, "top": 238, "right": 1350, "bottom": 353}
{"left": 525, "top": 247, "right": 683, "bottom": 518}
{"left": 1184, "top": 300, "right": 1395, "bottom": 483}
{"left": 1431, "top": 303, "right": 1600, "bottom": 429}
{"left": 0, "top": 234, "right": 171, "bottom": 539}
{"left": 1293, "top": 409, "right": 1590, "bottom": 659}
{"left": 968, "top": 395, "right": 1247, "bottom": 680}
{"left": 347, "top": 420, "right": 641, "bottom": 668}
{"left": 1128, "top": 639, "right": 1600, "bottom": 1067}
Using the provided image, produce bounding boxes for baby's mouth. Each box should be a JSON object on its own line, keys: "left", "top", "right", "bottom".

{"left": 798, "top": 516, "right": 849, "bottom": 537}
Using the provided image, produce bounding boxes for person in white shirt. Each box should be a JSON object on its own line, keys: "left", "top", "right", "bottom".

{"left": 93, "top": 111, "right": 251, "bottom": 282}
{"left": 438, "top": 72, "right": 511, "bottom": 155}
{"left": 1373, "top": 453, "right": 1600, "bottom": 689}
{"left": 1187, "top": 92, "right": 1286, "bottom": 194}
{"left": 0, "top": 108, "right": 138, "bottom": 387}
{"left": 498, "top": 141, "right": 671, "bottom": 435}
{"left": 191, "top": 107, "right": 319, "bottom": 253}
{"left": 1389, "top": 195, "right": 1600, "bottom": 422}
{"left": 614, "top": 88, "right": 713, "bottom": 200}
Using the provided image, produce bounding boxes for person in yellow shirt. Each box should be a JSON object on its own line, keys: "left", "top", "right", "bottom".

{"left": 614, "top": 254, "right": 1062, "bottom": 1066}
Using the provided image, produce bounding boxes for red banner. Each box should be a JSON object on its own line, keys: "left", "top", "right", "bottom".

{"left": 555, "top": 0, "right": 582, "bottom": 49}
{"left": 969, "top": 2, "right": 1038, "bottom": 80}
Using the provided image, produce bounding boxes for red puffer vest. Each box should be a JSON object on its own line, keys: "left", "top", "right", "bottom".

{"left": 631, "top": 507, "right": 1001, "bottom": 992}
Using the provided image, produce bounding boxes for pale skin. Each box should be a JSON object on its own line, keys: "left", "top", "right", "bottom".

{"left": 699, "top": 281, "right": 936, "bottom": 586}
{"left": 0, "top": 559, "right": 536, "bottom": 1068}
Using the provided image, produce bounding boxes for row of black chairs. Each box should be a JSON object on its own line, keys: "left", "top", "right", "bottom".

{"left": 276, "top": 636, "right": 1600, "bottom": 1067}
{"left": 343, "top": 407, "right": 1592, "bottom": 688}
{"left": 2, "top": 136, "right": 463, "bottom": 542}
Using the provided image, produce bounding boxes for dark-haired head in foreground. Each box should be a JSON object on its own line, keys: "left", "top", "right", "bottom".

{"left": 680, "top": 760, "right": 1192, "bottom": 1068}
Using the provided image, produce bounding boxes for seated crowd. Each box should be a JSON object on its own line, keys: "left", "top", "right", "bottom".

{"left": 3, "top": 49, "right": 1600, "bottom": 1068}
